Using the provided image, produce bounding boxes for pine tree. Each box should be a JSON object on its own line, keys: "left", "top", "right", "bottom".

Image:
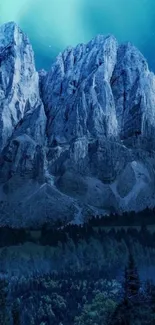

{"left": 145, "top": 281, "right": 155, "bottom": 324}
{"left": 0, "top": 276, "right": 10, "bottom": 325}
{"left": 12, "top": 298, "right": 20, "bottom": 325}
{"left": 110, "top": 254, "right": 141, "bottom": 325}
{"left": 123, "top": 253, "right": 140, "bottom": 302}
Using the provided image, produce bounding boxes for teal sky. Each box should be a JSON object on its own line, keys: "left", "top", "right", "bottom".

{"left": 0, "top": 0, "right": 155, "bottom": 71}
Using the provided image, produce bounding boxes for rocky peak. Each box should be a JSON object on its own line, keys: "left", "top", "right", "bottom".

{"left": 0, "top": 21, "right": 29, "bottom": 47}
{"left": 0, "top": 22, "right": 46, "bottom": 181}
{"left": 0, "top": 22, "right": 155, "bottom": 226}
{"left": 42, "top": 34, "right": 118, "bottom": 146}
{"left": 111, "top": 42, "right": 155, "bottom": 141}
{"left": 0, "top": 21, "right": 42, "bottom": 151}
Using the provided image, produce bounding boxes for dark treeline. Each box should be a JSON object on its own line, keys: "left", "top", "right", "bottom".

{"left": 40, "top": 223, "right": 155, "bottom": 249}
{"left": 1, "top": 215, "right": 155, "bottom": 282}
{"left": 0, "top": 207, "right": 155, "bottom": 248}
{"left": 88, "top": 206, "right": 155, "bottom": 227}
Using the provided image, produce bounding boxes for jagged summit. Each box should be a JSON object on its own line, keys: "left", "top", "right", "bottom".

{"left": 0, "top": 21, "right": 30, "bottom": 50}
{"left": 0, "top": 21, "right": 44, "bottom": 151}
{"left": 0, "top": 21, "right": 20, "bottom": 29}
{"left": 42, "top": 33, "right": 118, "bottom": 146}
{"left": 0, "top": 21, "right": 154, "bottom": 227}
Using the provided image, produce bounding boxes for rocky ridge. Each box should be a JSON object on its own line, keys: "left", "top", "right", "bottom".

{"left": 0, "top": 22, "right": 155, "bottom": 227}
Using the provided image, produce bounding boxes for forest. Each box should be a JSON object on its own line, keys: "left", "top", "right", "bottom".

{"left": 0, "top": 208, "right": 155, "bottom": 324}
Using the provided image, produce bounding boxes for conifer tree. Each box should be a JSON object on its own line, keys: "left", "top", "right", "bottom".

{"left": 123, "top": 253, "right": 140, "bottom": 302}
{"left": 110, "top": 254, "right": 141, "bottom": 325}
{"left": 0, "top": 276, "right": 10, "bottom": 325}
{"left": 12, "top": 298, "right": 20, "bottom": 325}
{"left": 145, "top": 281, "right": 155, "bottom": 324}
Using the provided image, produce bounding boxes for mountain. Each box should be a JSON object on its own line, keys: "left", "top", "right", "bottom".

{"left": 0, "top": 21, "right": 155, "bottom": 227}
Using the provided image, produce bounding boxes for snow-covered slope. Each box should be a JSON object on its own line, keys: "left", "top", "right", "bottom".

{"left": 0, "top": 22, "right": 155, "bottom": 227}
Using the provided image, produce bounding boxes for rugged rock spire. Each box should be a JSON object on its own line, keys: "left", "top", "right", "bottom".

{"left": 42, "top": 35, "right": 118, "bottom": 145}
{"left": 111, "top": 42, "right": 155, "bottom": 141}
{"left": 0, "top": 22, "right": 46, "bottom": 181}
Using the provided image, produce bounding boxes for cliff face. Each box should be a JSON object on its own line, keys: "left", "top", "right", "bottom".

{"left": 0, "top": 22, "right": 46, "bottom": 185}
{"left": 0, "top": 22, "right": 155, "bottom": 227}
{"left": 111, "top": 43, "right": 155, "bottom": 140}
{"left": 42, "top": 35, "right": 118, "bottom": 145}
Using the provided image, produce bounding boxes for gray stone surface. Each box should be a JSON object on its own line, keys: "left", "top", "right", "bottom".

{"left": 0, "top": 22, "right": 155, "bottom": 226}
{"left": 111, "top": 43, "right": 155, "bottom": 140}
